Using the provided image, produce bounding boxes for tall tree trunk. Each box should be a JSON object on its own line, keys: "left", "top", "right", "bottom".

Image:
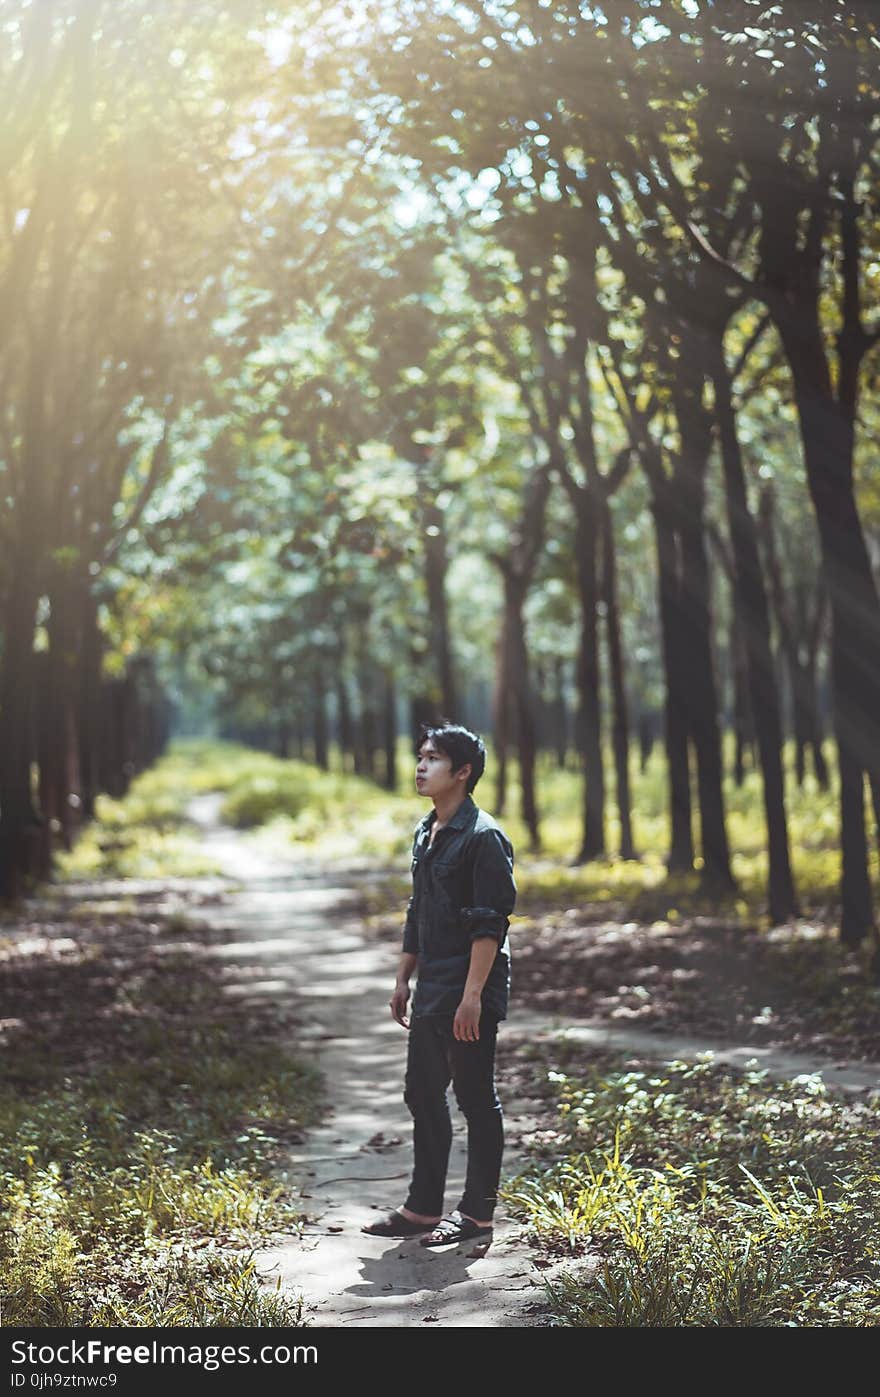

{"left": 492, "top": 618, "right": 511, "bottom": 816}
{"left": 871, "top": 776, "right": 880, "bottom": 875}
{"left": 758, "top": 487, "right": 829, "bottom": 791}
{"left": 121, "top": 666, "right": 140, "bottom": 786}
{"left": 673, "top": 369, "right": 735, "bottom": 894}
{"left": 356, "top": 651, "right": 376, "bottom": 780}
{"left": 600, "top": 496, "right": 636, "bottom": 860}
{"left": 731, "top": 602, "right": 754, "bottom": 787}
{"left": 42, "top": 667, "right": 81, "bottom": 861}
{"left": 0, "top": 568, "right": 42, "bottom": 899}
{"left": 638, "top": 709, "right": 657, "bottom": 772}
{"left": 573, "top": 497, "right": 605, "bottom": 862}
{"left": 500, "top": 568, "right": 540, "bottom": 850}
{"left": 42, "top": 579, "right": 73, "bottom": 860}
{"left": 410, "top": 690, "right": 442, "bottom": 734}
{"left": 313, "top": 668, "right": 329, "bottom": 771}
{"left": 77, "top": 586, "right": 102, "bottom": 821}
{"left": 97, "top": 678, "right": 116, "bottom": 796}
{"left": 99, "top": 675, "right": 130, "bottom": 798}
{"left": 490, "top": 460, "right": 552, "bottom": 826}
{"left": 383, "top": 667, "right": 397, "bottom": 792}
{"left": 337, "top": 675, "right": 354, "bottom": 773}
{"left": 781, "top": 328, "right": 880, "bottom": 944}
{"left": 650, "top": 481, "right": 694, "bottom": 872}
{"left": 553, "top": 657, "right": 568, "bottom": 769}
{"left": 36, "top": 653, "right": 53, "bottom": 880}
{"left": 709, "top": 526, "right": 754, "bottom": 789}
{"left": 533, "top": 661, "right": 548, "bottom": 756}
{"left": 794, "top": 581, "right": 830, "bottom": 789}
{"left": 421, "top": 497, "right": 457, "bottom": 720}
{"left": 711, "top": 344, "right": 797, "bottom": 921}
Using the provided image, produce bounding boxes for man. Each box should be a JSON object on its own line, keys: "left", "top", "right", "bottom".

{"left": 362, "top": 722, "right": 516, "bottom": 1248}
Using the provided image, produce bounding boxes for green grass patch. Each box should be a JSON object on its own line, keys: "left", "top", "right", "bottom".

{"left": 504, "top": 1045, "right": 880, "bottom": 1326}
{"left": 56, "top": 746, "right": 240, "bottom": 880}
{"left": 215, "top": 751, "right": 422, "bottom": 861}
{"left": 0, "top": 907, "right": 322, "bottom": 1327}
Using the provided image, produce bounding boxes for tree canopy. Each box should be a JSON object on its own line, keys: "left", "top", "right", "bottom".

{"left": 0, "top": 0, "right": 878, "bottom": 939}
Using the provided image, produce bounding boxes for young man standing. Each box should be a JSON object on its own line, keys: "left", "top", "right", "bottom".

{"left": 362, "top": 722, "right": 516, "bottom": 1247}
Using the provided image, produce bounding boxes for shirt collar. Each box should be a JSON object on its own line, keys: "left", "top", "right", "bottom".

{"left": 419, "top": 794, "right": 477, "bottom": 833}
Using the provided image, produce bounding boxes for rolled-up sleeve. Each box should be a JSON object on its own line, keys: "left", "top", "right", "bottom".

{"left": 461, "top": 827, "right": 516, "bottom": 943}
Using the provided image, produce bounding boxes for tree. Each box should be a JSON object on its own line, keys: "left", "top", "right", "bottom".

{"left": 0, "top": 0, "right": 280, "bottom": 894}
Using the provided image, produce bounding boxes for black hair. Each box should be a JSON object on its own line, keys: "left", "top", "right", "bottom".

{"left": 416, "top": 722, "right": 486, "bottom": 793}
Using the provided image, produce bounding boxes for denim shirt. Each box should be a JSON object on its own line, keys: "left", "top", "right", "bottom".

{"left": 402, "top": 795, "right": 516, "bottom": 1021}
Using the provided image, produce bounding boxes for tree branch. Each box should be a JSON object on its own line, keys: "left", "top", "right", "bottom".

{"left": 102, "top": 399, "right": 177, "bottom": 564}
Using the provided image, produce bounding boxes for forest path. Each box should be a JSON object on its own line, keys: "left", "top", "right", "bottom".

{"left": 186, "top": 796, "right": 880, "bottom": 1328}
{"left": 186, "top": 794, "right": 546, "bottom": 1328}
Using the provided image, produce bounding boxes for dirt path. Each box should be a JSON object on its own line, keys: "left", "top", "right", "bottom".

{"left": 185, "top": 797, "right": 880, "bottom": 1327}
{"left": 185, "top": 797, "right": 547, "bottom": 1327}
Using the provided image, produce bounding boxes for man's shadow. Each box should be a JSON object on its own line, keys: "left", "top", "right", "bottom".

{"left": 345, "top": 1240, "right": 493, "bottom": 1300}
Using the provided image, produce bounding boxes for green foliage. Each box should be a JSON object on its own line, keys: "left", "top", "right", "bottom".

{"left": 506, "top": 1049, "right": 880, "bottom": 1326}
{"left": 546, "top": 1230, "right": 819, "bottom": 1328}
{"left": 0, "top": 1093, "right": 315, "bottom": 1326}
{"left": 0, "top": 1229, "right": 307, "bottom": 1328}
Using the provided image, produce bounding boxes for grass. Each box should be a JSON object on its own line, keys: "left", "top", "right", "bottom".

{"left": 0, "top": 919, "right": 323, "bottom": 1325}
{"left": 3, "top": 755, "right": 327, "bottom": 1325}
{"left": 502, "top": 1043, "right": 880, "bottom": 1326}
{"left": 57, "top": 748, "right": 231, "bottom": 880}
{"left": 0, "top": 916, "right": 323, "bottom": 1325}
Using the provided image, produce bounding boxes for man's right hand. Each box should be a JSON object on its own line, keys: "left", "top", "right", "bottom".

{"left": 390, "top": 982, "right": 411, "bottom": 1029}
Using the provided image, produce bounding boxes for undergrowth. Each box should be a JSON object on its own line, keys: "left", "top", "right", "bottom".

{"left": 0, "top": 913, "right": 322, "bottom": 1327}
{"left": 504, "top": 1047, "right": 880, "bottom": 1326}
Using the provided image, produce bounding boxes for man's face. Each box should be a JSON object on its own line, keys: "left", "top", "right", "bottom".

{"left": 415, "top": 739, "right": 471, "bottom": 801}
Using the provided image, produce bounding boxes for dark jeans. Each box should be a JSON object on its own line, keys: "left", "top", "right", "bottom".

{"left": 403, "top": 1012, "right": 503, "bottom": 1221}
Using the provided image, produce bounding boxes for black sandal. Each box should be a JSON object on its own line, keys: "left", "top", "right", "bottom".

{"left": 362, "top": 1210, "right": 439, "bottom": 1238}
{"left": 419, "top": 1210, "right": 494, "bottom": 1248}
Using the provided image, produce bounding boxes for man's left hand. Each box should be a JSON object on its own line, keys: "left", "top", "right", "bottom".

{"left": 453, "top": 993, "right": 481, "bottom": 1042}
